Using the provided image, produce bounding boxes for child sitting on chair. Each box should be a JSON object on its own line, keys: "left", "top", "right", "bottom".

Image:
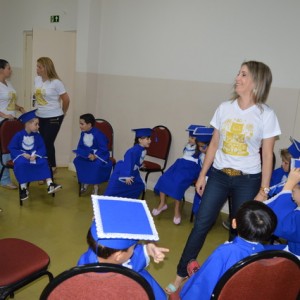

{"left": 264, "top": 167, "right": 300, "bottom": 258}
{"left": 78, "top": 195, "right": 169, "bottom": 300}
{"left": 8, "top": 110, "right": 61, "bottom": 201}
{"left": 73, "top": 113, "right": 113, "bottom": 195}
{"left": 152, "top": 125, "right": 213, "bottom": 225}
{"left": 172, "top": 200, "right": 278, "bottom": 300}
{"left": 268, "top": 137, "right": 300, "bottom": 197}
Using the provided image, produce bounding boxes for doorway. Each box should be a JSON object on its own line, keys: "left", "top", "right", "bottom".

{"left": 23, "top": 28, "right": 76, "bottom": 167}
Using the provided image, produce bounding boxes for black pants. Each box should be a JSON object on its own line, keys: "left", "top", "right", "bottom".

{"left": 38, "top": 115, "right": 64, "bottom": 168}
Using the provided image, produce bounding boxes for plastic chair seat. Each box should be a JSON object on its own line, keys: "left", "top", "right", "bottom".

{"left": 0, "top": 238, "right": 53, "bottom": 299}
{"left": 140, "top": 161, "right": 162, "bottom": 172}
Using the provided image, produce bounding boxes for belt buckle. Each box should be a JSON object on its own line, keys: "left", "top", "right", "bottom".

{"left": 222, "top": 168, "right": 242, "bottom": 176}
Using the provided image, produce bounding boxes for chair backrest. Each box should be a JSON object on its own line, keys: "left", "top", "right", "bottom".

{"left": 0, "top": 119, "right": 24, "bottom": 154}
{"left": 95, "top": 119, "right": 114, "bottom": 156}
{"left": 40, "top": 263, "right": 155, "bottom": 300}
{"left": 211, "top": 250, "right": 300, "bottom": 300}
{"left": 146, "top": 125, "right": 172, "bottom": 163}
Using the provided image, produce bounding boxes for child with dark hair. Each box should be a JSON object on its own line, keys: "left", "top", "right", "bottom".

{"left": 73, "top": 113, "right": 112, "bottom": 195}
{"left": 8, "top": 110, "right": 62, "bottom": 201}
{"left": 176, "top": 200, "right": 277, "bottom": 300}
{"left": 104, "top": 128, "right": 152, "bottom": 198}
{"left": 78, "top": 195, "right": 169, "bottom": 300}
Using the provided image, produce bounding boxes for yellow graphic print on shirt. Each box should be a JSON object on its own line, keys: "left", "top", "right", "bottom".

{"left": 222, "top": 119, "right": 253, "bottom": 156}
{"left": 6, "top": 92, "right": 16, "bottom": 111}
{"left": 35, "top": 88, "right": 48, "bottom": 105}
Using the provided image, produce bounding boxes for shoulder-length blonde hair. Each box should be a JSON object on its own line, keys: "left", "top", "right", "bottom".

{"left": 231, "top": 60, "right": 272, "bottom": 105}
{"left": 37, "top": 57, "right": 60, "bottom": 80}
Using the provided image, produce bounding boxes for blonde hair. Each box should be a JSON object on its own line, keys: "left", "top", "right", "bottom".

{"left": 37, "top": 57, "right": 60, "bottom": 80}
{"left": 231, "top": 60, "right": 272, "bottom": 104}
{"left": 281, "top": 148, "right": 292, "bottom": 163}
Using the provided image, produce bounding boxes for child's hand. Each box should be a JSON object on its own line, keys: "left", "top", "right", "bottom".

{"left": 146, "top": 243, "right": 169, "bottom": 263}
{"left": 22, "top": 153, "right": 31, "bottom": 160}
{"left": 125, "top": 177, "right": 134, "bottom": 185}
{"left": 30, "top": 155, "right": 36, "bottom": 161}
{"left": 88, "top": 154, "right": 96, "bottom": 161}
{"left": 284, "top": 168, "right": 300, "bottom": 191}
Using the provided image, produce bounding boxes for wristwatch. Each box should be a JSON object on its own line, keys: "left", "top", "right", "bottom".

{"left": 260, "top": 186, "right": 270, "bottom": 194}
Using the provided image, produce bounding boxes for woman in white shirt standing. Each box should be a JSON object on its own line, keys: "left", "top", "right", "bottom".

{"left": 34, "top": 57, "right": 70, "bottom": 173}
{"left": 0, "top": 59, "right": 25, "bottom": 190}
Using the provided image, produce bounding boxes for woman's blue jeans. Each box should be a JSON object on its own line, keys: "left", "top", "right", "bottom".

{"left": 177, "top": 167, "right": 261, "bottom": 277}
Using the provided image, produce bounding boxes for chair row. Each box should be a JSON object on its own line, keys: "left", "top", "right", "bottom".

{"left": 1, "top": 238, "right": 299, "bottom": 300}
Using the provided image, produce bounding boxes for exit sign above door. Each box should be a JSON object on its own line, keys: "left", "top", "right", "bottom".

{"left": 50, "top": 15, "right": 60, "bottom": 23}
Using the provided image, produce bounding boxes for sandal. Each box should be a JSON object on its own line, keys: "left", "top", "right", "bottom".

{"left": 187, "top": 259, "right": 200, "bottom": 277}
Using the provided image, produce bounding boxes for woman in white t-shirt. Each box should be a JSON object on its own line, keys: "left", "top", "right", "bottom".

{"left": 166, "top": 61, "right": 281, "bottom": 294}
{"left": 34, "top": 57, "right": 70, "bottom": 173}
{"left": 0, "top": 59, "right": 25, "bottom": 190}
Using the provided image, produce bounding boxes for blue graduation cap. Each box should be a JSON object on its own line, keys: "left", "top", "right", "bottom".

{"left": 132, "top": 128, "right": 153, "bottom": 138}
{"left": 186, "top": 125, "right": 204, "bottom": 137}
{"left": 288, "top": 137, "right": 300, "bottom": 158}
{"left": 91, "top": 195, "right": 159, "bottom": 250}
{"left": 18, "top": 109, "right": 37, "bottom": 124}
{"left": 193, "top": 126, "right": 214, "bottom": 143}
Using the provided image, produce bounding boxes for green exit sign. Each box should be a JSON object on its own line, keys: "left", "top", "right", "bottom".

{"left": 50, "top": 15, "right": 60, "bottom": 23}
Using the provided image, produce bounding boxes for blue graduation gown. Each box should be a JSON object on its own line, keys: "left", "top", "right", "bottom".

{"left": 266, "top": 191, "right": 300, "bottom": 256}
{"left": 154, "top": 157, "right": 200, "bottom": 201}
{"left": 180, "top": 237, "right": 273, "bottom": 300}
{"left": 268, "top": 167, "right": 288, "bottom": 197}
{"left": 73, "top": 127, "right": 112, "bottom": 184}
{"left": 8, "top": 130, "right": 51, "bottom": 184}
{"left": 78, "top": 244, "right": 167, "bottom": 300}
{"left": 104, "top": 144, "right": 146, "bottom": 198}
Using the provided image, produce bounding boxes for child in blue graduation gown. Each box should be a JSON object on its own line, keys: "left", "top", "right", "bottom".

{"left": 178, "top": 200, "right": 278, "bottom": 300}
{"left": 152, "top": 126, "right": 213, "bottom": 225}
{"left": 73, "top": 113, "right": 112, "bottom": 195}
{"left": 264, "top": 167, "right": 300, "bottom": 258}
{"left": 104, "top": 128, "right": 152, "bottom": 199}
{"left": 78, "top": 195, "right": 169, "bottom": 300}
{"left": 268, "top": 138, "right": 300, "bottom": 197}
{"left": 8, "top": 110, "right": 61, "bottom": 201}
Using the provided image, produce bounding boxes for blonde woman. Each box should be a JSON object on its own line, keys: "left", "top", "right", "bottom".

{"left": 34, "top": 57, "right": 70, "bottom": 173}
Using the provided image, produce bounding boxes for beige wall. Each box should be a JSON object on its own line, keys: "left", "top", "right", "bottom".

{"left": 2, "top": 0, "right": 300, "bottom": 202}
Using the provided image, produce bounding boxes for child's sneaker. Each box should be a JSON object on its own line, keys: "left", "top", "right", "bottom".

{"left": 80, "top": 184, "right": 88, "bottom": 193}
{"left": 20, "top": 188, "right": 29, "bottom": 201}
{"left": 47, "top": 183, "right": 62, "bottom": 194}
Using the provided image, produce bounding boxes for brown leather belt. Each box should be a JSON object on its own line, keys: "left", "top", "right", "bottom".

{"left": 221, "top": 168, "right": 244, "bottom": 176}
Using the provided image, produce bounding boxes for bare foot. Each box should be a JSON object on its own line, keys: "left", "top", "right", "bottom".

{"left": 165, "top": 275, "right": 187, "bottom": 294}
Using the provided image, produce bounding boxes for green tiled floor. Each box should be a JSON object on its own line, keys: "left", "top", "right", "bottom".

{"left": 0, "top": 168, "right": 228, "bottom": 299}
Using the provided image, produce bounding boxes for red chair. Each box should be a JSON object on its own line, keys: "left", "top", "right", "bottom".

{"left": 211, "top": 250, "right": 300, "bottom": 300}
{"left": 40, "top": 263, "right": 154, "bottom": 300}
{"left": 0, "top": 238, "right": 53, "bottom": 299}
{"left": 140, "top": 125, "right": 172, "bottom": 199}
{"left": 95, "top": 119, "right": 116, "bottom": 166}
{"left": 0, "top": 119, "right": 24, "bottom": 182}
